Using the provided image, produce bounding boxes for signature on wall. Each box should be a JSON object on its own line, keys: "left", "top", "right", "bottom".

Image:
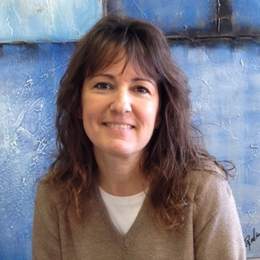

{"left": 244, "top": 228, "right": 260, "bottom": 250}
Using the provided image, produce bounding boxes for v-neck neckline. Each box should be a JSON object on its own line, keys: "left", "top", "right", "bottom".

{"left": 95, "top": 184, "right": 149, "bottom": 249}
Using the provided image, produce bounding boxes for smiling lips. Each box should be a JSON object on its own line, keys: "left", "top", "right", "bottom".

{"left": 104, "top": 123, "right": 134, "bottom": 129}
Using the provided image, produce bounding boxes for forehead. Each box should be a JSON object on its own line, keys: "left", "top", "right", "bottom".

{"left": 96, "top": 52, "right": 155, "bottom": 80}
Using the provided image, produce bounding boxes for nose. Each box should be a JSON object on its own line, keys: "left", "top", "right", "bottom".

{"left": 109, "top": 88, "right": 132, "bottom": 113}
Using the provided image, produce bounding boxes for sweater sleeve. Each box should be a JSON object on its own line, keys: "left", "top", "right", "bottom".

{"left": 32, "top": 183, "right": 62, "bottom": 260}
{"left": 191, "top": 171, "right": 246, "bottom": 260}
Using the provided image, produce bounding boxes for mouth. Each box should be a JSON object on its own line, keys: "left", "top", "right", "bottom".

{"left": 104, "top": 123, "right": 134, "bottom": 129}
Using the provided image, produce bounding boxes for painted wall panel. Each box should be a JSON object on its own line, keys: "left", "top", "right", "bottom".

{"left": 0, "top": 0, "right": 103, "bottom": 42}
{"left": 0, "top": 43, "right": 75, "bottom": 259}
{"left": 107, "top": 0, "right": 216, "bottom": 35}
{"left": 233, "top": 0, "right": 260, "bottom": 34}
{"left": 0, "top": 0, "right": 260, "bottom": 259}
{"left": 170, "top": 41, "right": 260, "bottom": 258}
{"left": 108, "top": 0, "right": 260, "bottom": 37}
{"left": 0, "top": 41, "right": 259, "bottom": 259}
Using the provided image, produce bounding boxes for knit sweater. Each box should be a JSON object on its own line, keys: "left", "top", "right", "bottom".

{"left": 32, "top": 169, "right": 246, "bottom": 260}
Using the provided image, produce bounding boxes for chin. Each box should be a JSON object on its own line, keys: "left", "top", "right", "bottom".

{"left": 108, "top": 147, "right": 142, "bottom": 158}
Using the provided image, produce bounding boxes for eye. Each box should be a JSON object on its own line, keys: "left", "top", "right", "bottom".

{"left": 134, "top": 86, "right": 150, "bottom": 94}
{"left": 93, "top": 82, "right": 111, "bottom": 90}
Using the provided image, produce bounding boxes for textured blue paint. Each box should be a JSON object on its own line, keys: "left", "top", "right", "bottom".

{"left": 1, "top": 41, "right": 259, "bottom": 259}
{"left": 0, "top": 43, "right": 75, "bottom": 259}
{"left": 233, "top": 0, "right": 260, "bottom": 29}
{"left": 108, "top": 0, "right": 215, "bottom": 35}
{"left": 0, "top": 0, "right": 103, "bottom": 42}
{"left": 171, "top": 42, "right": 260, "bottom": 258}
{"left": 0, "top": 0, "right": 260, "bottom": 259}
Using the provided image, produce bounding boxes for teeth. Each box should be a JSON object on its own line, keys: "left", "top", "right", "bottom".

{"left": 106, "top": 123, "right": 132, "bottom": 129}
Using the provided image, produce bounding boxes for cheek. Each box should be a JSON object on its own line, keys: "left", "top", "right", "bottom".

{"left": 81, "top": 114, "right": 97, "bottom": 142}
{"left": 82, "top": 108, "right": 96, "bottom": 126}
{"left": 139, "top": 105, "right": 159, "bottom": 131}
{"left": 81, "top": 99, "right": 104, "bottom": 131}
{"left": 81, "top": 103, "right": 94, "bottom": 129}
{"left": 81, "top": 96, "right": 98, "bottom": 118}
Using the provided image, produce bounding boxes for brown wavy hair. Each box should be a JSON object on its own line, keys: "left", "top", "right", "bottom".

{"left": 45, "top": 14, "right": 232, "bottom": 229}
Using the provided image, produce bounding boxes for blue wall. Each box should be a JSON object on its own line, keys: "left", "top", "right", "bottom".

{"left": 0, "top": 0, "right": 259, "bottom": 259}
{"left": 0, "top": 0, "right": 102, "bottom": 42}
{"left": 0, "top": 43, "right": 75, "bottom": 260}
{"left": 170, "top": 41, "right": 260, "bottom": 258}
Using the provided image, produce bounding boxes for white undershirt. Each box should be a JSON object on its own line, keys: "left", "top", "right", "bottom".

{"left": 99, "top": 187, "right": 147, "bottom": 235}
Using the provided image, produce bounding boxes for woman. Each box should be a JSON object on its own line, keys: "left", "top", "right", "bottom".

{"left": 32, "top": 15, "right": 246, "bottom": 259}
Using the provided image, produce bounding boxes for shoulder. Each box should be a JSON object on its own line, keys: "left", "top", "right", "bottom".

{"left": 34, "top": 180, "right": 99, "bottom": 218}
{"left": 184, "top": 162, "right": 240, "bottom": 235}
{"left": 184, "top": 162, "right": 235, "bottom": 225}
{"left": 184, "top": 163, "right": 233, "bottom": 231}
{"left": 34, "top": 181, "right": 67, "bottom": 213}
{"left": 185, "top": 163, "right": 232, "bottom": 204}
{"left": 183, "top": 164, "right": 245, "bottom": 258}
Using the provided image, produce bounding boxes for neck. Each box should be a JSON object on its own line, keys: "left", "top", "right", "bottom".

{"left": 94, "top": 151, "right": 148, "bottom": 196}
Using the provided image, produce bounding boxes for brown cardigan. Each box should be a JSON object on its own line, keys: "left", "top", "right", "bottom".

{"left": 32, "top": 169, "right": 246, "bottom": 260}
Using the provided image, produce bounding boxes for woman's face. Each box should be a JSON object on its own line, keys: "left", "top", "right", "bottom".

{"left": 81, "top": 55, "right": 160, "bottom": 160}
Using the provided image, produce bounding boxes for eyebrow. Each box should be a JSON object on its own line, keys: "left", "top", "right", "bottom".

{"left": 92, "top": 73, "right": 156, "bottom": 87}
